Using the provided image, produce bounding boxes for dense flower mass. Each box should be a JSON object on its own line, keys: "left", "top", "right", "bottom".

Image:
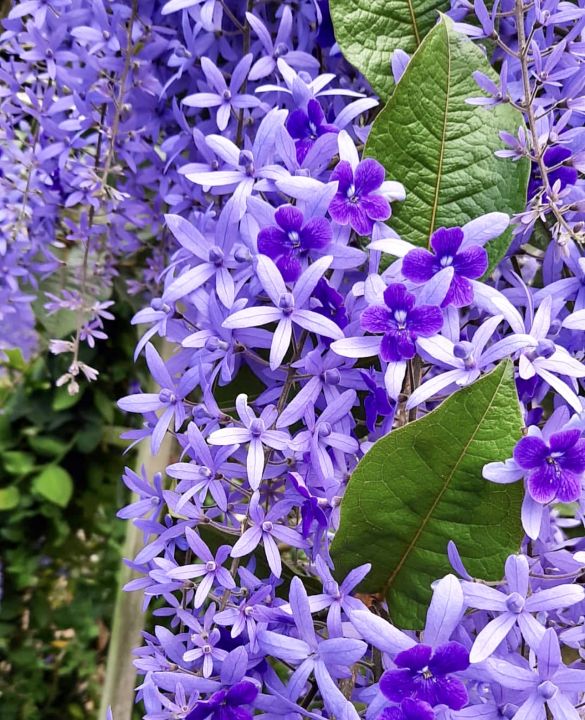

{"left": 5, "top": 0, "right": 585, "bottom": 719}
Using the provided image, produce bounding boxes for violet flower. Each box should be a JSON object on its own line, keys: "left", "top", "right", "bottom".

{"left": 380, "top": 642, "right": 470, "bottom": 710}
{"left": 486, "top": 628, "right": 585, "bottom": 720}
{"left": 207, "top": 394, "right": 289, "bottom": 491}
{"left": 462, "top": 554, "right": 584, "bottom": 662}
{"left": 182, "top": 54, "right": 260, "bottom": 132}
{"left": 166, "top": 527, "right": 235, "bottom": 608}
{"left": 402, "top": 227, "right": 488, "bottom": 308}
{"left": 513, "top": 428, "right": 585, "bottom": 504}
{"left": 286, "top": 98, "right": 339, "bottom": 163}
{"left": 222, "top": 254, "right": 344, "bottom": 370}
{"left": 257, "top": 204, "right": 332, "bottom": 282}
{"left": 186, "top": 681, "right": 258, "bottom": 720}
{"left": 329, "top": 158, "right": 392, "bottom": 236}
{"left": 230, "top": 493, "right": 307, "bottom": 578}
{"left": 380, "top": 699, "right": 435, "bottom": 720}
{"left": 257, "top": 576, "right": 367, "bottom": 720}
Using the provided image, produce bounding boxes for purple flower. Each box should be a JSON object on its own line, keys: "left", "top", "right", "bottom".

{"left": 463, "top": 554, "right": 584, "bottom": 662}
{"left": 257, "top": 205, "right": 332, "bottom": 282}
{"left": 222, "top": 255, "right": 344, "bottom": 370}
{"left": 230, "top": 493, "right": 307, "bottom": 577}
{"left": 286, "top": 99, "right": 339, "bottom": 163}
{"left": 166, "top": 527, "right": 236, "bottom": 608}
{"left": 186, "top": 681, "right": 258, "bottom": 720}
{"left": 402, "top": 227, "right": 488, "bottom": 307}
{"left": 328, "top": 158, "right": 391, "bottom": 236}
{"left": 182, "top": 54, "right": 260, "bottom": 132}
{"left": 361, "top": 284, "right": 444, "bottom": 362}
{"left": 380, "top": 642, "right": 470, "bottom": 710}
{"left": 488, "top": 629, "right": 585, "bottom": 720}
{"left": 207, "top": 394, "right": 289, "bottom": 491}
{"left": 380, "top": 699, "right": 435, "bottom": 720}
{"left": 513, "top": 429, "right": 585, "bottom": 504}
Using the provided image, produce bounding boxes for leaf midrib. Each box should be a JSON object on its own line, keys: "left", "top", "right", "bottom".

{"left": 427, "top": 24, "right": 451, "bottom": 245}
{"left": 404, "top": 0, "right": 421, "bottom": 45}
{"left": 382, "top": 368, "right": 507, "bottom": 598}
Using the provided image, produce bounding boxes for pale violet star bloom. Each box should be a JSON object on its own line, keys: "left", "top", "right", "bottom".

{"left": 230, "top": 493, "right": 308, "bottom": 577}
{"left": 472, "top": 290, "right": 585, "bottom": 411}
{"left": 408, "top": 314, "right": 534, "bottom": 408}
{"left": 222, "top": 254, "right": 344, "bottom": 370}
{"left": 207, "top": 394, "right": 289, "bottom": 490}
{"left": 257, "top": 576, "right": 366, "bottom": 720}
{"left": 485, "top": 628, "right": 585, "bottom": 720}
{"left": 182, "top": 54, "right": 260, "bottom": 131}
{"left": 462, "top": 554, "right": 584, "bottom": 663}
{"left": 166, "top": 527, "right": 236, "bottom": 608}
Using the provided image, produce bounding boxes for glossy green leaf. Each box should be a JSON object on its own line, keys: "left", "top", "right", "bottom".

{"left": 330, "top": 0, "right": 448, "bottom": 97}
{"left": 365, "top": 18, "right": 529, "bottom": 268}
{"left": 32, "top": 466, "right": 74, "bottom": 507}
{"left": 3, "top": 451, "right": 36, "bottom": 476}
{"left": 0, "top": 486, "right": 20, "bottom": 510}
{"left": 330, "top": 362, "right": 524, "bottom": 629}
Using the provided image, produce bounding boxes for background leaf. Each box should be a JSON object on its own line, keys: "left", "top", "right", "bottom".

{"left": 0, "top": 486, "right": 20, "bottom": 510}
{"left": 330, "top": 0, "right": 448, "bottom": 97}
{"left": 330, "top": 362, "right": 524, "bottom": 629}
{"left": 33, "top": 466, "right": 74, "bottom": 508}
{"left": 365, "top": 18, "right": 529, "bottom": 268}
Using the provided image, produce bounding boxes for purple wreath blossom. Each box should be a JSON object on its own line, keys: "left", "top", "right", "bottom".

{"left": 207, "top": 394, "right": 289, "bottom": 490}
{"left": 182, "top": 54, "right": 260, "bottom": 132}
{"left": 286, "top": 98, "right": 339, "bottom": 163}
{"left": 117, "top": 343, "right": 199, "bottom": 453}
{"left": 186, "top": 681, "right": 258, "bottom": 720}
{"left": 257, "top": 576, "right": 367, "bottom": 720}
{"left": 513, "top": 428, "right": 585, "bottom": 504}
{"left": 166, "top": 528, "right": 236, "bottom": 608}
{"left": 380, "top": 642, "right": 470, "bottom": 710}
{"left": 402, "top": 227, "right": 489, "bottom": 308}
{"left": 222, "top": 254, "right": 344, "bottom": 370}
{"left": 230, "top": 493, "right": 307, "bottom": 577}
{"left": 380, "top": 699, "right": 435, "bottom": 720}
{"left": 257, "top": 204, "right": 332, "bottom": 282}
{"left": 462, "top": 554, "right": 585, "bottom": 663}
{"left": 329, "top": 158, "right": 391, "bottom": 236}
{"left": 486, "top": 629, "right": 585, "bottom": 720}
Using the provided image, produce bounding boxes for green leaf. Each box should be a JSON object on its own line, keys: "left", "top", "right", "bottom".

{"left": 27, "top": 435, "right": 70, "bottom": 458}
{"left": 52, "top": 385, "right": 84, "bottom": 411}
{"left": 0, "top": 486, "right": 20, "bottom": 510}
{"left": 365, "top": 18, "right": 529, "bottom": 268}
{"left": 330, "top": 0, "right": 448, "bottom": 97}
{"left": 3, "top": 451, "right": 36, "bottom": 476}
{"left": 32, "top": 466, "right": 74, "bottom": 507}
{"left": 330, "top": 361, "right": 524, "bottom": 629}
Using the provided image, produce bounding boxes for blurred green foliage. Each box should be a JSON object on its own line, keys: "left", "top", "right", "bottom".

{"left": 0, "top": 317, "right": 139, "bottom": 719}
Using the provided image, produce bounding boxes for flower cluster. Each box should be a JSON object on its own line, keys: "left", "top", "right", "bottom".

{"left": 8, "top": 0, "right": 585, "bottom": 718}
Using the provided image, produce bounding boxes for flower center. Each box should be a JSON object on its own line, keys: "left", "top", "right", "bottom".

{"left": 238, "top": 150, "right": 255, "bottom": 176}
{"left": 346, "top": 183, "right": 359, "bottom": 203}
{"left": 250, "top": 418, "right": 265, "bottom": 437}
{"left": 318, "top": 421, "right": 332, "bottom": 438}
{"left": 209, "top": 246, "right": 224, "bottom": 266}
{"left": 323, "top": 368, "right": 341, "bottom": 385}
{"left": 439, "top": 255, "right": 453, "bottom": 267}
{"left": 262, "top": 520, "right": 273, "bottom": 532}
{"left": 205, "top": 560, "right": 216, "bottom": 572}
{"left": 278, "top": 292, "right": 295, "bottom": 315}
{"left": 223, "top": 89, "right": 232, "bottom": 101}
{"left": 273, "top": 42, "right": 289, "bottom": 58}
{"left": 159, "top": 388, "right": 176, "bottom": 404}
{"left": 308, "top": 121, "right": 318, "bottom": 138}
{"left": 288, "top": 230, "right": 301, "bottom": 249}
{"left": 453, "top": 341, "right": 476, "bottom": 369}
{"left": 505, "top": 592, "right": 525, "bottom": 613}
{"left": 537, "top": 680, "right": 557, "bottom": 700}
{"left": 393, "top": 309, "right": 408, "bottom": 328}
